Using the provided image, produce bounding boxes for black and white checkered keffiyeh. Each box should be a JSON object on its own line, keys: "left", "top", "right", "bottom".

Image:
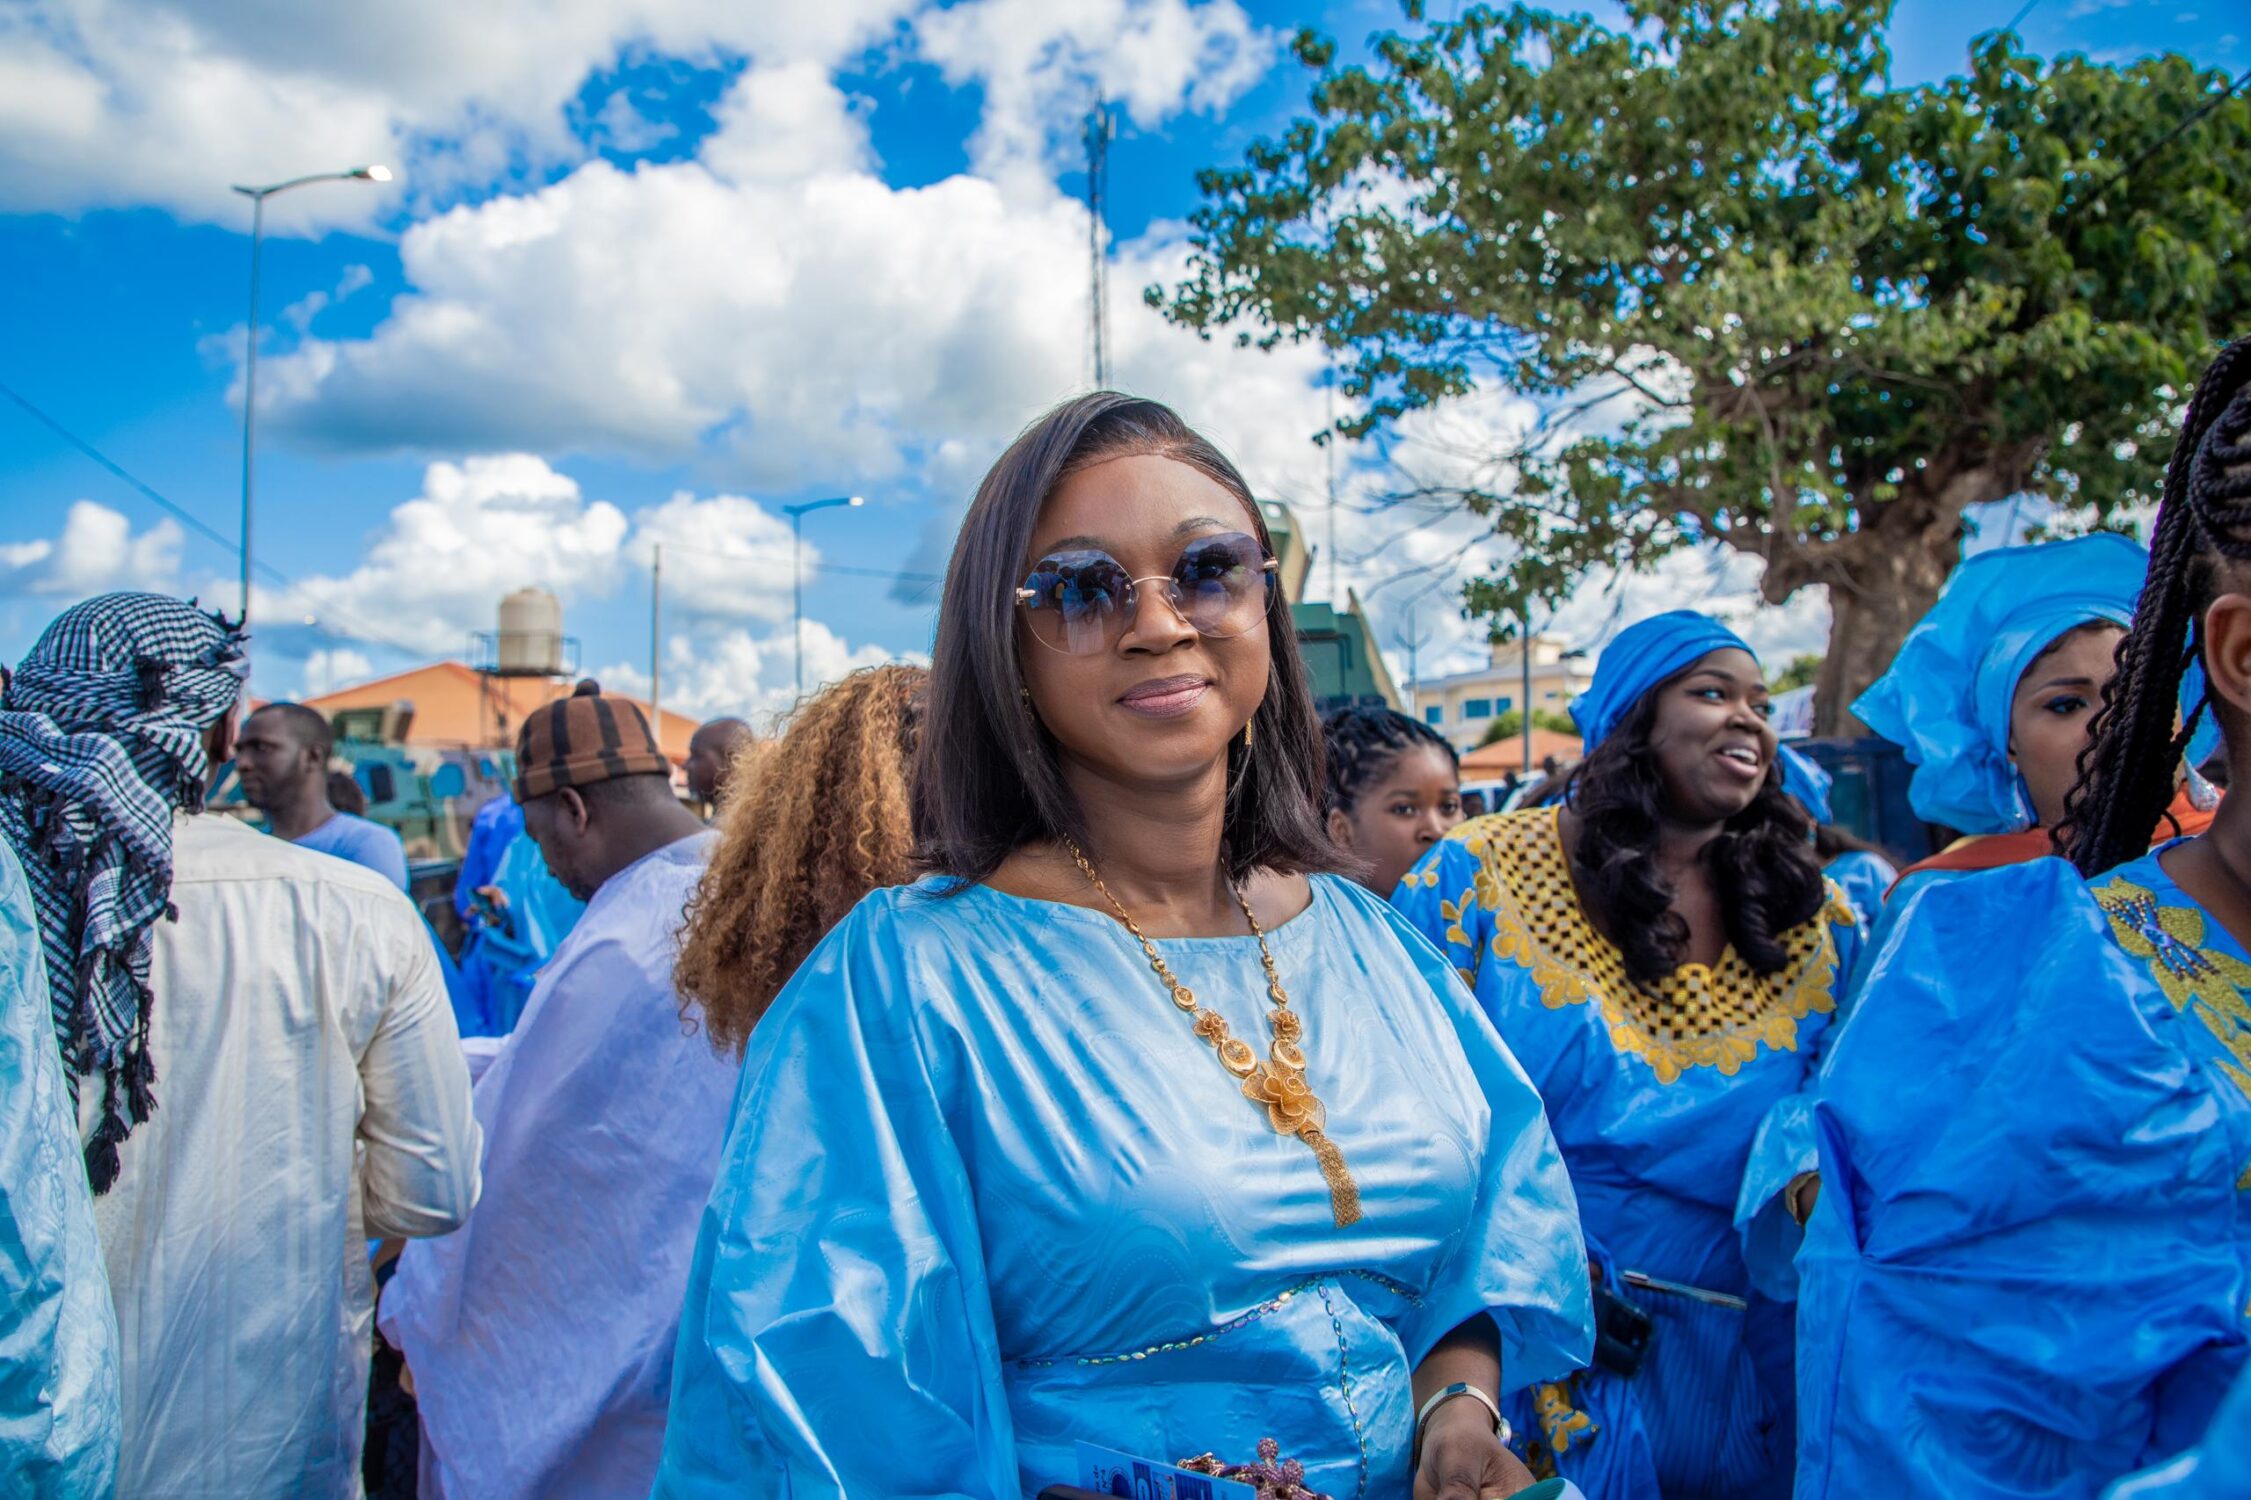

{"left": 0, "top": 593, "right": 248, "bottom": 1192}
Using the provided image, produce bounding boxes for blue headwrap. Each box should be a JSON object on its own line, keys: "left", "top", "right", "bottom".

{"left": 1571, "top": 611, "right": 1759, "bottom": 751}
{"left": 1776, "top": 744, "right": 1835, "bottom": 826}
{"left": 1853, "top": 534, "right": 2157, "bottom": 835}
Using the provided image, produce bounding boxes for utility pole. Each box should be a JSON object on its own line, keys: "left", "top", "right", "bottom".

{"left": 1084, "top": 96, "right": 1113, "bottom": 388}
{"left": 651, "top": 544, "right": 663, "bottom": 738}
{"left": 1394, "top": 605, "right": 1437, "bottom": 728}
{"left": 1520, "top": 608, "right": 1535, "bottom": 776}
{"left": 1325, "top": 371, "right": 1339, "bottom": 603}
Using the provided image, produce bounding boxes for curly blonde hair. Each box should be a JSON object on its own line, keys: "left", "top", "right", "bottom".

{"left": 676, "top": 664, "right": 925, "bottom": 1057}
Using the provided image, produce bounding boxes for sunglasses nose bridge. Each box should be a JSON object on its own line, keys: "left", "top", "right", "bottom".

{"left": 1118, "top": 572, "right": 1197, "bottom": 642}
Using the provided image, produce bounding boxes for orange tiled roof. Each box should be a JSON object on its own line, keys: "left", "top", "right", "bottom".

{"left": 1458, "top": 728, "right": 1583, "bottom": 774}
{"left": 299, "top": 660, "right": 701, "bottom": 762}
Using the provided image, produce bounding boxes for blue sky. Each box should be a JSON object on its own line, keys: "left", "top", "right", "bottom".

{"left": 0, "top": 0, "right": 2237, "bottom": 720}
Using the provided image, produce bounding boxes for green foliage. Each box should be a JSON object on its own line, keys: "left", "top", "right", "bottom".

{"left": 1160, "top": 0, "right": 2251, "bottom": 715}
{"left": 1770, "top": 653, "right": 1824, "bottom": 692}
{"left": 1481, "top": 706, "right": 1577, "bottom": 743}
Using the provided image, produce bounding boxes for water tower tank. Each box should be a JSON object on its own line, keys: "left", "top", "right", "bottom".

{"left": 496, "top": 588, "right": 564, "bottom": 676}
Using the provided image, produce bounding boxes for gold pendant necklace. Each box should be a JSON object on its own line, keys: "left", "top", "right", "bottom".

{"left": 1063, "top": 839, "right": 1363, "bottom": 1228}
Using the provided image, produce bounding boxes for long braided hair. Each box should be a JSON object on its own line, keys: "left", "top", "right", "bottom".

{"left": 1319, "top": 703, "right": 1458, "bottom": 814}
{"left": 1569, "top": 684, "right": 1824, "bottom": 983}
{"left": 2064, "top": 338, "right": 2251, "bottom": 878}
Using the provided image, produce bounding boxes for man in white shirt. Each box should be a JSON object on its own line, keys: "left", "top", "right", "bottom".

{"left": 383, "top": 687, "right": 731, "bottom": 1499}
{"left": 0, "top": 594, "right": 481, "bottom": 1499}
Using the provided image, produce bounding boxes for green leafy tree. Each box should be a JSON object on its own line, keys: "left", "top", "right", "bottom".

{"left": 1479, "top": 706, "right": 1578, "bottom": 744}
{"left": 1770, "top": 653, "right": 1825, "bottom": 693}
{"left": 1161, "top": 0, "right": 2251, "bottom": 731}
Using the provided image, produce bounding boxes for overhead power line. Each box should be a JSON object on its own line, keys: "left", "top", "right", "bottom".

{"left": 2, "top": 376, "right": 947, "bottom": 657}
{"left": 1, "top": 379, "right": 240, "bottom": 557}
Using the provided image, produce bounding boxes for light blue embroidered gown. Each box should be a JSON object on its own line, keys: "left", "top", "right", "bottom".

{"left": 0, "top": 839, "right": 120, "bottom": 1495}
{"left": 654, "top": 874, "right": 1593, "bottom": 1500}
{"left": 1394, "top": 809, "right": 1860, "bottom": 1498}
{"left": 1796, "top": 850, "right": 2251, "bottom": 1498}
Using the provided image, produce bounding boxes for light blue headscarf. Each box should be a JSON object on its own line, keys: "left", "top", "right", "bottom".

{"left": 1776, "top": 744, "right": 1835, "bottom": 826}
{"left": 1570, "top": 611, "right": 1758, "bottom": 751}
{"left": 1853, "top": 534, "right": 2153, "bottom": 835}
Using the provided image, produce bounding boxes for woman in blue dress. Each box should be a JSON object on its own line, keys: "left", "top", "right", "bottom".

{"left": 1852, "top": 531, "right": 2176, "bottom": 909}
{"left": 1395, "top": 613, "right": 1859, "bottom": 1498}
{"left": 654, "top": 393, "right": 1592, "bottom": 1500}
{"left": 1794, "top": 339, "right": 2251, "bottom": 1496}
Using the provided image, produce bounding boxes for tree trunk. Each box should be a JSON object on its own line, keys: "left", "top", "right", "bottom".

{"left": 1808, "top": 515, "right": 1960, "bottom": 738}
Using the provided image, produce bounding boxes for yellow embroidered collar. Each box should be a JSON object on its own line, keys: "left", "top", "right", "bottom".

{"left": 2093, "top": 873, "right": 2251, "bottom": 1169}
{"left": 1439, "top": 806, "right": 1853, "bottom": 1085}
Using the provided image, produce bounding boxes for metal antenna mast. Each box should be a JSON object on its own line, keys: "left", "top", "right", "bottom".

{"left": 1085, "top": 96, "right": 1113, "bottom": 388}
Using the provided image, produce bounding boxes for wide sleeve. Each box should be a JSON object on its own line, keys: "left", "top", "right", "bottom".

{"left": 653, "top": 895, "right": 1018, "bottom": 1500}
{"left": 1393, "top": 838, "right": 1492, "bottom": 990}
{"left": 1794, "top": 861, "right": 2251, "bottom": 1497}
{"left": 0, "top": 848, "right": 118, "bottom": 1498}
{"left": 356, "top": 894, "right": 482, "bottom": 1240}
{"left": 1733, "top": 885, "right": 1862, "bottom": 1299}
{"left": 1363, "top": 889, "right": 1595, "bottom": 1392}
{"left": 2106, "top": 1361, "right": 2251, "bottom": 1499}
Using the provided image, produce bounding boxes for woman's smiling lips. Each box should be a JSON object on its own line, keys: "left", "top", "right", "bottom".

{"left": 1117, "top": 674, "right": 1211, "bottom": 718}
{"left": 1714, "top": 743, "right": 1765, "bottom": 781}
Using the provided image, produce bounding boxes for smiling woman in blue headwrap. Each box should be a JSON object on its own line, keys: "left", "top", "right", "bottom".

{"left": 1395, "top": 611, "right": 1859, "bottom": 1498}
{"left": 1792, "top": 339, "right": 2251, "bottom": 1498}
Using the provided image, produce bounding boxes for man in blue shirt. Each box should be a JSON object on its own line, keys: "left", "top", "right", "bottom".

{"left": 235, "top": 703, "right": 410, "bottom": 890}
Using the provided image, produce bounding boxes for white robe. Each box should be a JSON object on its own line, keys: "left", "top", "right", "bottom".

{"left": 384, "top": 830, "right": 735, "bottom": 1499}
{"left": 92, "top": 813, "right": 481, "bottom": 1499}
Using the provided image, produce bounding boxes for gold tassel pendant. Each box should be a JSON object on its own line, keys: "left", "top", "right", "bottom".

{"left": 1301, "top": 1127, "right": 1362, "bottom": 1228}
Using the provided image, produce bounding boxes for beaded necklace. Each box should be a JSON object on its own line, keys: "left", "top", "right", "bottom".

{"left": 1063, "top": 839, "right": 1362, "bottom": 1227}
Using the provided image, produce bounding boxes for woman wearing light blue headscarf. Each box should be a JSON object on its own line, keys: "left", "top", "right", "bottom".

{"left": 1396, "top": 611, "right": 1860, "bottom": 1498}
{"left": 1793, "top": 340, "right": 2251, "bottom": 1498}
{"left": 1854, "top": 533, "right": 2198, "bottom": 909}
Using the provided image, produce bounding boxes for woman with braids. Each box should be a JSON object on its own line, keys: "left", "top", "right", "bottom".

{"left": 656, "top": 393, "right": 1591, "bottom": 1500}
{"left": 674, "top": 662, "right": 925, "bottom": 1056}
{"left": 1395, "top": 611, "right": 1861, "bottom": 1499}
{"left": 1319, "top": 702, "right": 1465, "bottom": 898}
{"left": 1792, "top": 340, "right": 2251, "bottom": 1497}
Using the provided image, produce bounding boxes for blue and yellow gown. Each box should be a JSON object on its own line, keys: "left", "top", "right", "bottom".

{"left": 1395, "top": 806, "right": 1860, "bottom": 1498}
{"left": 652, "top": 873, "right": 1593, "bottom": 1500}
{"left": 1795, "top": 848, "right": 2251, "bottom": 1497}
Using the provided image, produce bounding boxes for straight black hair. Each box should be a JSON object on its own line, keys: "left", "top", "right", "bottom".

{"left": 913, "top": 391, "right": 1341, "bottom": 885}
{"left": 2065, "top": 337, "right": 2251, "bottom": 877}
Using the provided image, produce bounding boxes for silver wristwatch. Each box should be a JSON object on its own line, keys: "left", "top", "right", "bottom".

{"left": 1409, "top": 1380, "right": 1511, "bottom": 1471}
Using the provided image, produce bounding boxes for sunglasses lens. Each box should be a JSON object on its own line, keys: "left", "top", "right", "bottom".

{"left": 1171, "top": 532, "right": 1271, "bottom": 639}
{"left": 1020, "top": 551, "right": 1131, "bottom": 654}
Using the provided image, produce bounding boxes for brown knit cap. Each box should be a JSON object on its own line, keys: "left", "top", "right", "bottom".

{"left": 515, "top": 691, "right": 669, "bottom": 800}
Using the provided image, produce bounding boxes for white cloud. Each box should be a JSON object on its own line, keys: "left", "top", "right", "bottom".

{"left": 0, "top": 500, "right": 183, "bottom": 599}
{"left": 301, "top": 646, "right": 375, "bottom": 695}
{"left": 0, "top": 0, "right": 915, "bottom": 227}
{"left": 241, "top": 454, "right": 813, "bottom": 682}
{"left": 0, "top": 0, "right": 1265, "bottom": 227}
{"left": 253, "top": 454, "right": 629, "bottom": 655}
{"left": 630, "top": 490, "right": 804, "bottom": 624}
{"left": 594, "top": 617, "right": 902, "bottom": 728}
{"left": 916, "top": 0, "right": 1275, "bottom": 194}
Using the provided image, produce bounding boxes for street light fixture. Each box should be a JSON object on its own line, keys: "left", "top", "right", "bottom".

{"left": 784, "top": 495, "right": 865, "bottom": 699}
{"left": 232, "top": 164, "right": 393, "bottom": 621}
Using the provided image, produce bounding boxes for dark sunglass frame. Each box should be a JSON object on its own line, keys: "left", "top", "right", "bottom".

{"left": 1015, "top": 531, "right": 1280, "bottom": 655}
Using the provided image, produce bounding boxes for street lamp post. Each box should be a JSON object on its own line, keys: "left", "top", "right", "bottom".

{"left": 233, "top": 164, "right": 392, "bottom": 621}
{"left": 784, "top": 495, "right": 864, "bottom": 700}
